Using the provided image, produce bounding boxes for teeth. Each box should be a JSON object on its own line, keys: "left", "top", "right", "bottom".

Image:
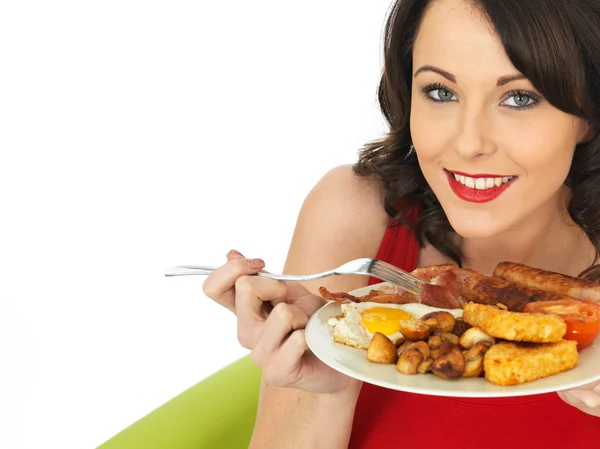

{"left": 453, "top": 174, "right": 514, "bottom": 190}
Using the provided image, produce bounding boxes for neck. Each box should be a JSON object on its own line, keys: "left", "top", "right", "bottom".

{"left": 457, "top": 187, "right": 596, "bottom": 276}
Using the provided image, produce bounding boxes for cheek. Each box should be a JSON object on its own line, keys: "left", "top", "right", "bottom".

{"left": 409, "top": 98, "right": 455, "bottom": 163}
{"left": 502, "top": 115, "right": 578, "bottom": 177}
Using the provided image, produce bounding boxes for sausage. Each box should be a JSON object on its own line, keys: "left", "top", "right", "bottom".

{"left": 462, "top": 274, "right": 569, "bottom": 312}
{"left": 493, "top": 261, "right": 600, "bottom": 304}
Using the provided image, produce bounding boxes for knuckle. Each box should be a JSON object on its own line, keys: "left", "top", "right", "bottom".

{"left": 271, "top": 302, "right": 294, "bottom": 322}
{"left": 234, "top": 275, "right": 255, "bottom": 295}
{"left": 236, "top": 328, "right": 253, "bottom": 350}
{"left": 201, "top": 278, "right": 218, "bottom": 299}
{"left": 289, "top": 330, "right": 307, "bottom": 346}
{"left": 250, "top": 349, "right": 265, "bottom": 367}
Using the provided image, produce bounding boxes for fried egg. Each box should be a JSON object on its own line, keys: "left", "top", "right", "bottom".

{"left": 328, "top": 302, "right": 463, "bottom": 350}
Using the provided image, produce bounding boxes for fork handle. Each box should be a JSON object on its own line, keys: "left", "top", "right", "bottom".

{"left": 164, "top": 265, "right": 325, "bottom": 282}
{"left": 165, "top": 265, "right": 217, "bottom": 276}
{"left": 164, "top": 265, "right": 297, "bottom": 280}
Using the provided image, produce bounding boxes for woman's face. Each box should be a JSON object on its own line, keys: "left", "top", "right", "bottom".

{"left": 410, "top": 0, "right": 591, "bottom": 239}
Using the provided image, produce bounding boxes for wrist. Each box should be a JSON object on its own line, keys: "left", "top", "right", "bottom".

{"left": 298, "top": 380, "right": 362, "bottom": 416}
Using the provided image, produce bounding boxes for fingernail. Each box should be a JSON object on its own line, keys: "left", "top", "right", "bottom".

{"left": 247, "top": 258, "right": 265, "bottom": 270}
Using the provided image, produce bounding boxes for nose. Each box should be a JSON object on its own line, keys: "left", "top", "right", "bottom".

{"left": 453, "top": 104, "right": 497, "bottom": 159}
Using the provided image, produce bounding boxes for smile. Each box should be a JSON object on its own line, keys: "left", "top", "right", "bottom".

{"left": 445, "top": 170, "right": 517, "bottom": 203}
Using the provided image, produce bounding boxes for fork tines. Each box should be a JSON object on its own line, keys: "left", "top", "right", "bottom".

{"left": 370, "top": 260, "right": 424, "bottom": 295}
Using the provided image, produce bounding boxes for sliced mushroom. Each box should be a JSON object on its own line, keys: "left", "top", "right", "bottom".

{"left": 421, "top": 311, "right": 456, "bottom": 333}
{"left": 396, "top": 348, "right": 424, "bottom": 375}
{"left": 394, "top": 336, "right": 407, "bottom": 348}
{"left": 452, "top": 317, "right": 473, "bottom": 338}
{"left": 406, "top": 341, "right": 431, "bottom": 359}
{"left": 396, "top": 340, "right": 412, "bottom": 357}
{"left": 399, "top": 319, "right": 430, "bottom": 341}
{"left": 458, "top": 327, "right": 496, "bottom": 349}
{"left": 431, "top": 346, "right": 465, "bottom": 379}
{"left": 417, "top": 358, "right": 433, "bottom": 374}
{"left": 367, "top": 332, "right": 398, "bottom": 364}
{"left": 428, "top": 335, "right": 454, "bottom": 360}
{"left": 461, "top": 342, "right": 490, "bottom": 377}
{"left": 433, "top": 331, "right": 460, "bottom": 346}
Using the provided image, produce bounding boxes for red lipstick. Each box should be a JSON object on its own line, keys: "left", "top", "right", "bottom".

{"left": 445, "top": 170, "right": 516, "bottom": 203}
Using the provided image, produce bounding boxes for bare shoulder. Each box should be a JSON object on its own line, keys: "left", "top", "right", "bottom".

{"left": 304, "top": 164, "right": 387, "bottom": 216}
{"left": 284, "top": 164, "right": 389, "bottom": 292}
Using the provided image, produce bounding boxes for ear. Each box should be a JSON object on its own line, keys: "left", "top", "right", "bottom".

{"left": 578, "top": 120, "right": 597, "bottom": 144}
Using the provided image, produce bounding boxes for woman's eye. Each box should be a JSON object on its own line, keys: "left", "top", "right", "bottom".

{"left": 502, "top": 93, "right": 536, "bottom": 108}
{"left": 428, "top": 88, "right": 456, "bottom": 102}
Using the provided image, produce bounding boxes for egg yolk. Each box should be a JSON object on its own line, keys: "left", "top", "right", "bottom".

{"left": 361, "top": 307, "right": 412, "bottom": 335}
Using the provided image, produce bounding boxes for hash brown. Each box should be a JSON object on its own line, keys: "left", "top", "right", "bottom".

{"left": 462, "top": 302, "right": 566, "bottom": 343}
{"left": 483, "top": 340, "right": 579, "bottom": 386}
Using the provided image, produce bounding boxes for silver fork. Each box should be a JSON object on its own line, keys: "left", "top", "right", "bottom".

{"left": 165, "top": 258, "right": 425, "bottom": 295}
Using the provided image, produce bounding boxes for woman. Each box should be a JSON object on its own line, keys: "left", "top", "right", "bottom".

{"left": 202, "top": 0, "right": 600, "bottom": 447}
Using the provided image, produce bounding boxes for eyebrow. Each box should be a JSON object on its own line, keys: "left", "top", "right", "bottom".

{"left": 414, "top": 65, "right": 527, "bottom": 86}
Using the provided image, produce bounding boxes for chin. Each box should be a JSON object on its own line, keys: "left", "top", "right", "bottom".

{"left": 444, "top": 209, "right": 510, "bottom": 240}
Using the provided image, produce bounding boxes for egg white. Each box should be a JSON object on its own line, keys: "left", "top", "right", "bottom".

{"left": 329, "top": 301, "right": 463, "bottom": 350}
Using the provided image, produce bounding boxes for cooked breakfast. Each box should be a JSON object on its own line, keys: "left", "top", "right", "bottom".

{"left": 321, "top": 261, "right": 600, "bottom": 386}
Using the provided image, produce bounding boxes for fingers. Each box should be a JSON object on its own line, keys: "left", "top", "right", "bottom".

{"left": 201, "top": 249, "right": 265, "bottom": 313}
{"left": 559, "top": 380, "right": 600, "bottom": 409}
{"left": 251, "top": 303, "right": 308, "bottom": 358}
{"left": 226, "top": 249, "right": 245, "bottom": 262}
{"left": 250, "top": 303, "right": 309, "bottom": 385}
{"left": 277, "top": 329, "right": 309, "bottom": 371}
{"left": 235, "top": 276, "right": 289, "bottom": 349}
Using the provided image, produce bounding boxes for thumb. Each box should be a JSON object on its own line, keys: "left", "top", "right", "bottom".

{"left": 226, "top": 249, "right": 246, "bottom": 262}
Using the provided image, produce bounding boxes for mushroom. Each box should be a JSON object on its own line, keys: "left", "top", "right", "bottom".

{"left": 433, "top": 331, "right": 460, "bottom": 346}
{"left": 406, "top": 341, "right": 431, "bottom": 359}
{"left": 431, "top": 346, "right": 465, "bottom": 379}
{"left": 421, "top": 311, "right": 456, "bottom": 333}
{"left": 399, "top": 319, "right": 430, "bottom": 341}
{"left": 462, "top": 342, "right": 490, "bottom": 377}
{"left": 396, "top": 348, "right": 424, "bottom": 375}
{"left": 367, "top": 332, "right": 398, "bottom": 364}
{"left": 458, "top": 327, "right": 496, "bottom": 349}
{"left": 428, "top": 334, "right": 455, "bottom": 360}
{"left": 452, "top": 317, "right": 473, "bottom": 338}
{"left": 396, "top": 340, "right": 412, "bottom": 357}
{"left": 417, "top": 358, "right": 433, "bottom": 374}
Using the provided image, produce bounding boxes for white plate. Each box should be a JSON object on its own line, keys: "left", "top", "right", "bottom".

{"left": 305, "top": 282, "right": 600, "bottom": 397}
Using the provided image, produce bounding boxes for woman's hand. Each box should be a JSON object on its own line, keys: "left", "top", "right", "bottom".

{"left": 558, "top": 380, "right": 600, "bottom": 417}
{"left": 202, "top": 250, "right": 361, "bottom": 395}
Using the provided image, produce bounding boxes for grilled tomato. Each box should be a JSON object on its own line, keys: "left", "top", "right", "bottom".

{"left": 524, "top": 299, "right": 600, "bottom": 349}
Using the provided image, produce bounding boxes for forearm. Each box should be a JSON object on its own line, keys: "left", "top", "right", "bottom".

{"left": 264, "top": 386, "right": 361, "bottom": 449}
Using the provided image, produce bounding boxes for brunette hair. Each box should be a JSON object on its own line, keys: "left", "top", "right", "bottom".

{"left": 353, "top": 0, "right": 600, "bottom": 267}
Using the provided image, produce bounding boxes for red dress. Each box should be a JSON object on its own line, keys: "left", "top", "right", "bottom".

{"left": 349, "top": 205, "right": 599, "bottom": 448}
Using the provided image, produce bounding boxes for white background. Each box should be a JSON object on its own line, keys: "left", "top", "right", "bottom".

{"left": 0, "top": 1, "right": 391, "bottom": 448}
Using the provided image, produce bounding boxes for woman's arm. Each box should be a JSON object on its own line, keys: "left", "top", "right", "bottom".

{"left": 248, "top": 164, "right": 389, "bottom": 448}
{"left": 264, "top": 386, "right": 363, "bottom": 449}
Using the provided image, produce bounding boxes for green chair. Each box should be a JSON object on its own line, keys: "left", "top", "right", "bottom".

{"left": 97, "top": 355, "right": 261, "bottom": 449}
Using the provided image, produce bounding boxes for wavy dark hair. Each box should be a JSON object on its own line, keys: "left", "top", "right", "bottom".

{"left": 353, "top": 0, "right": 600, "bottom": 269}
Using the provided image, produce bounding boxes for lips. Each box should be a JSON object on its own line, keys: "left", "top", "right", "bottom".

{"left": 445, "top": 170, "right": 516, "bottom": 203}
